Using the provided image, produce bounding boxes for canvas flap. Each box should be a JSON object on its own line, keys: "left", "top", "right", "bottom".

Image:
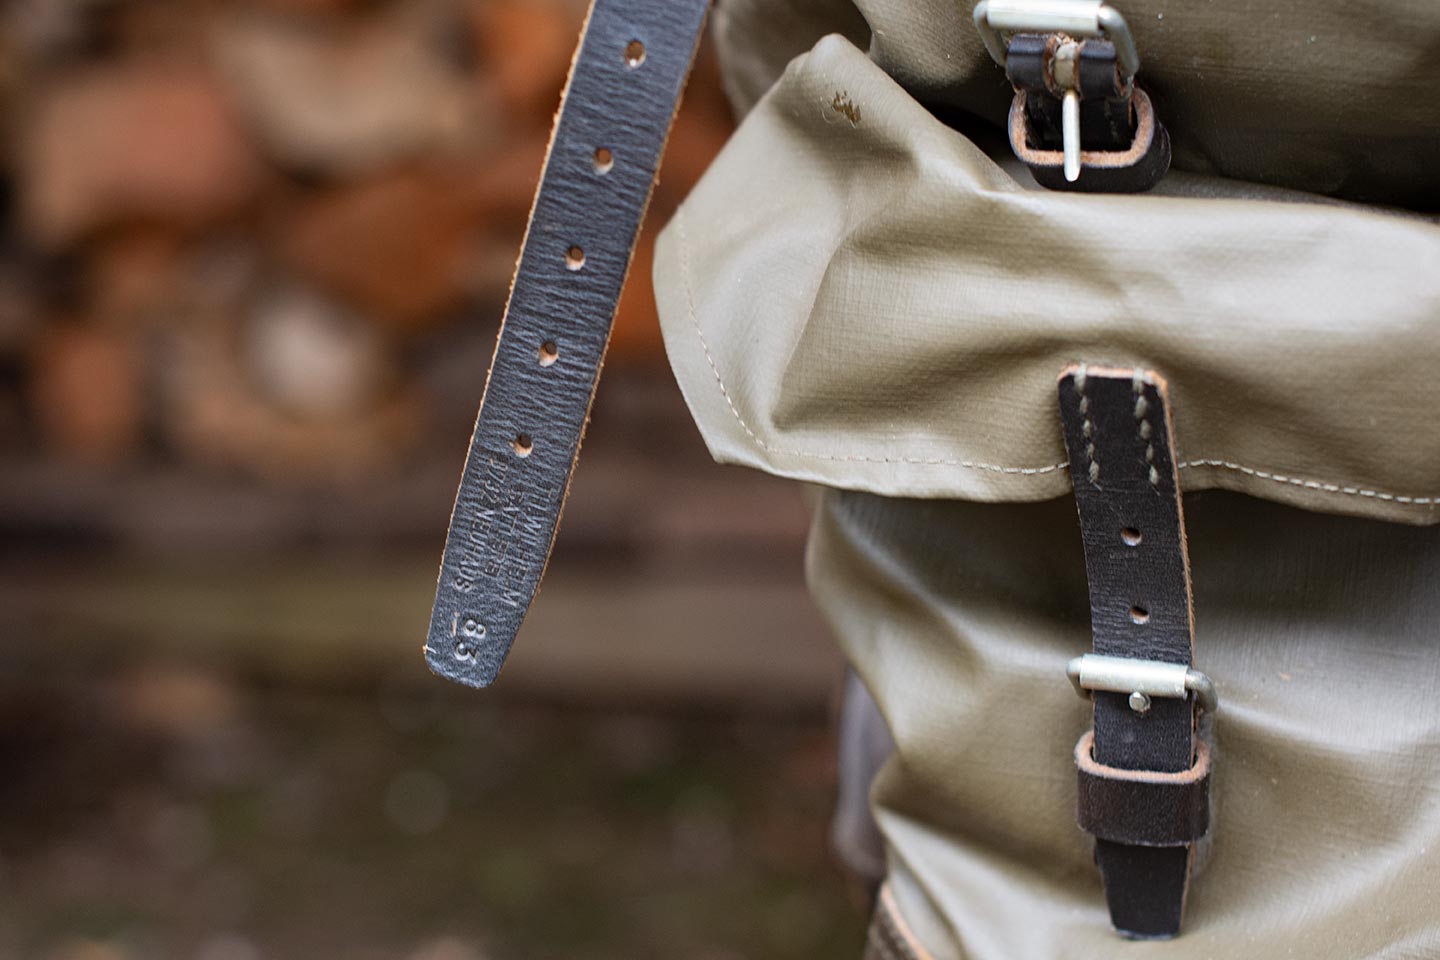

{"left": 654, "top": 36, "right": 1440, "bottom": 525}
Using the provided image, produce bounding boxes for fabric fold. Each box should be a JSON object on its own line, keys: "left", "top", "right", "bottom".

{"left": 655, "top": 35, "right": 1440, "bottom": 525}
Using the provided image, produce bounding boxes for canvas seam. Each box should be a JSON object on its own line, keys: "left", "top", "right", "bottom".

{"left": 674, "top": 209, "right": 1439, "bottom": 506}
{"left": 675, "top": 209, "right": 1069, "bottom": 477}
{"left": 1176, "top": 459, "right": 1439, "bottom": 506}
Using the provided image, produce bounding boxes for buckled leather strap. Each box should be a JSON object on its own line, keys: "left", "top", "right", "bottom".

{"left": 1057, "top": 366, "right": 1211, "bottom": 939}
{"left": 426, "top": 0, "right": 711, "bottom": 688}
{"left": 1009, "top": 86, "right": 1170, "bottom": 193}
{"left": 974, "top": 1, "right": 1171, "bottom": 192}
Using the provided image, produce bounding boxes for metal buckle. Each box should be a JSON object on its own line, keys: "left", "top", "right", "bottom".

{"left": 973, "top": 0, "right": 1141, "bottom": 183}
{"left": 1067, "top": 654, "right": 1218, "bottom": 716}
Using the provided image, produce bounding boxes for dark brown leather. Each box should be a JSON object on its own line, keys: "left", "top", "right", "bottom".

{"left": 1011, "top": 89, "right": 1170, "bottom": 193}
{"left": 1002, "top": 33, "right": 1170, "bottom": 193}
{"left": 426, "top": 0, "right": 711, "bottom": 688}
{"left": 1057, "top": 366, "right": 1209, "bottom": 940}
{"left": 1076, "top": 731, "right": 1210, "bottom": 846}
{"left": 1007, "top": 36, "right": 1130, "bottom": 150}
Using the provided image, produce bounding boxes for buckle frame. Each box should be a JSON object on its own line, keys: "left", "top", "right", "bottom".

{"left": 1067, "top": 654, "right": 1218, "bottom": 715}
{"left": 973, "top": 0, "right": 1139, "bottom": 79}
{"left": 973, "top": 0, "right": 1167, "bottom": 189}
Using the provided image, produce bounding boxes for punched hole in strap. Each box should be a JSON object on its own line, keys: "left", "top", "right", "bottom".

{"left": 565, "top": 246, "right": 586, "bottom": 271}
{"left": 512, "top": 434, "right": 533, "bottom": 458}
{"left": 538, "top": 341, "right": 559, "bottom": 367}
{"left": 593, "top": 147, "right": 614, "bottom": 175}
{"left": 625, "top": 40, "right": 646, "bottom": 68}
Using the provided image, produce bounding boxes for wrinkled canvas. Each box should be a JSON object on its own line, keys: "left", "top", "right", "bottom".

{"left": 656, "top": 37, "right": 1440, "bottom": 527}
{"left": 655, "top": 3, "right": 1440, "bottom": 956}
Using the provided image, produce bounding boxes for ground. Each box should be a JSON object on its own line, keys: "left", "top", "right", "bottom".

{"left": 0, "top": 667, "right": 866, "bottom": 960}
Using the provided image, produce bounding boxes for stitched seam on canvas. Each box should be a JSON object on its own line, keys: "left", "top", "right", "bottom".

{"left": 675, "top": 211, "right": 1438, "bottom": 505}
{"left": 675, "top": 209, "right": 1068, "bottom": 476}
{"left": 1177, "top": 459, "right": 1439, "bottom": 505}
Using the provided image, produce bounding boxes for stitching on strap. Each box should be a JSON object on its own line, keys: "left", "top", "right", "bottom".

{"left": 674, "top": 211, "right": 1438, "bottom": 507}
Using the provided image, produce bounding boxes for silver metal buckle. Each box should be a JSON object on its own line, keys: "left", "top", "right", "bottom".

{"left": 1067, "top": 653, "right": 1218, "bottom": 715}
{"left": 972, "top": 0, "right": 1140, "bottom": 182}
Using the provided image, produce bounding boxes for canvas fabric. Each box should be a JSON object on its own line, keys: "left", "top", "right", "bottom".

{"left": 654, "top": 2, "right": 1440, "bottom": 957}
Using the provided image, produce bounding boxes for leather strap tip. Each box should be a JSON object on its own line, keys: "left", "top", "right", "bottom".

{"left": 1075, "top": 730, "right": 1211, "bottom": 847}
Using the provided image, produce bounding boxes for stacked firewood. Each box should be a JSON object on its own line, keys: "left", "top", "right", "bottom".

{"left": 0, "top": 0, "right": 732, "bottom": 484}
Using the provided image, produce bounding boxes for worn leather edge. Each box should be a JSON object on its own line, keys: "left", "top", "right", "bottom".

{"left": 426, "top": 0, "right": 710, "bottom": 688}
{"left": 1076, "top": 730, "right": 1211, "bottom": 846}
{"left": 1012, "top": 89, "right": 1170, "bottom": 191}
{"left": 1058, "top": 365, "right": 1203, "bottom": 939}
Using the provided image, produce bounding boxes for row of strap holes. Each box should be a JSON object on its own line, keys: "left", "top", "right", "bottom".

{"left": 1121, "top": 528, "right": 1148, "bottom": 623}
{"left": 568, "top": 43, "right": 637, "bottom": 264}
{"left": 562, "top": 43, "right": 640, "bottom": 277}
{"left": 521, "top": 42, "right": 643, "bottom": 460}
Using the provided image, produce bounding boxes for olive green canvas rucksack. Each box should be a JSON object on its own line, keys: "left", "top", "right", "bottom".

{"left": 654, "top": 1, "right": 1440, "bottom": 955}
{"left": 424, "top": 0, "right": 1440, "bottom": 955}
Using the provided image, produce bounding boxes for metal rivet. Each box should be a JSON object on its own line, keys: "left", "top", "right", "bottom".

{"left": 1129, "top": 691, "right": 1152, "bottom": 713}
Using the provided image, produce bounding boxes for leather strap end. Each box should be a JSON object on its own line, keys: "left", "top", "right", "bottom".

{"left": 1075, "top": 730, "right": 1211, "bottom": 847}
{"left": 425, "top": 0, "right": 712, "bottom": 689}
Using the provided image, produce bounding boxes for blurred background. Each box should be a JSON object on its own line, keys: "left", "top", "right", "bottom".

{"left": 0, "top": 1, "right": 861, "bottom": 957}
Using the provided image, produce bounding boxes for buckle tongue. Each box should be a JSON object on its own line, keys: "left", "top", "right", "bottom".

{"left": 973, "top": 0, "right": 1169, "bottom": 192}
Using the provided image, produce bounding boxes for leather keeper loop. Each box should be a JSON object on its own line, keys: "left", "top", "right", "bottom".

{"left": 1075, "top": 730, "right": 1211, "bottom": 847}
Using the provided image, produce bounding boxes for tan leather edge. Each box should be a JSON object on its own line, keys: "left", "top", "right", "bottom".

{"left": 867, "top": 884, "right": 940, "bottom": 960}
{"left": 1075, "top": 729, "right": 1211, "bottom": 784}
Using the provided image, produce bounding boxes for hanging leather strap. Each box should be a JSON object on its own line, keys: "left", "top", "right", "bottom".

{"left": 1057, "top": 365, "right": 1212, "bottom": 939}
{"left": 426, "top": 0, "right": 711, "bottom": 688}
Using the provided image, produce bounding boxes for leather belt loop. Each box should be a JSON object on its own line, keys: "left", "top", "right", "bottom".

{"left": 425, "top": 0, "right": 712, "bottom": 689}
{"left": 1057, "top": 365, "right": 1215, "bottom": 940}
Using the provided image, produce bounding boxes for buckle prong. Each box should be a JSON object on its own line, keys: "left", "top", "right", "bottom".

{"left": 1061, "top": 88, "right": 1082, "bottom": 181}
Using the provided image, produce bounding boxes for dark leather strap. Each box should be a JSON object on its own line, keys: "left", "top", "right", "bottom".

{"left": 1009, "top": 88, "right": 1170, "bottom": 193}
{"left": 1002, "top": 34, "right": 1170, "bottom": 193}
{"left": 1007, "top": 36, "right": 1131, "bottom": 151}
{"left": 426, "top": 0, "right": 711, "bottom": 688}
{"left": 1057, "top": 366, "right": 1209, "bottom": 939}
{"left": 1076, "top": 731, "right": 1209, "bottom": 846}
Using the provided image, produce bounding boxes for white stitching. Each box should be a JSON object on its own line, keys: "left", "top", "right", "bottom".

{"left": 674, "top": 211, "right": 1438, "bottom": 506}
{"left": 1177, "top": 459, "right": 1439, "bottom": 506}
{"left": 1132, "top": 374, "right": 1159, "bottom": 488}
{"left": 1077, "top": 365, "right": 1099, "bottom": 484}
{"left": 675, "top": 208, "right": 1069, "bottom": 476}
